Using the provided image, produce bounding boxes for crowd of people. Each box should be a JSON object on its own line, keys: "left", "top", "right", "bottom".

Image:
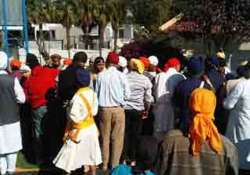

{"left": 0, "top": 49, "right": 250, "bottom": 175}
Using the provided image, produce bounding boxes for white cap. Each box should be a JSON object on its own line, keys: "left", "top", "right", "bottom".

{"left": 118, "top": 56, "right": 127, "bottom": 68}
{"left": 0, "top": 51, "right": 8, "bottom": 70}
{"left": 20, "top": 64, "right": 31, "bottom": 72}
{"left": 148, "top": 55, "right": 159, "bottom": 66}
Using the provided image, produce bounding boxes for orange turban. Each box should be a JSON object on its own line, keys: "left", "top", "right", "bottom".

{"left": 139, "top": 56, "right": 150, "bottom": 69}
{"left": 63, "top": 58, "right": 72, "bottom": 65}
{"left": 189, "top": 88, "right": 222, "bottom": 156}
{"left": 10, "top": 59, "right": 21, "bottom": 69}
{"left": 163, "top": 57, "right": 181, "bottom": 72}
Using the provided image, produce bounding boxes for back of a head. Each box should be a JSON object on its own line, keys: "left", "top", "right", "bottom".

{"left": 245, "top": 62, "right": 250, "bottom": 79}
{"left": 10, "top": 59, "right": 22, "bottom": 71}
{"left": 189, "top": 88, "right": 222, "bottom": 156}
{"left": 76, "top": 68, "right": 91, "bottom": 88}
{"left": 236, "top": 65, "right": 248, "bottom": 78}
{"left": 73, "top": 52, "right": 88, "bottom": 64}
{"left": 187, "top": 56, "right": 204, "bottom": 77}
{"left": 118, "top": 56, "right": 127, "bottom": 68}
{"left": 26, "top": 53, "right": 39, "bottom": 69}
{"left": 129, "top": 58, "right": 145, "bottom": 74}
{"left": 106, "top": 51, "right": 119, "bottom": 65}
{"left": 205, "top": 56, "right": 219, "bottom": 70}
{"left": 163, "top": 57, "right": 181, "bottom": 72}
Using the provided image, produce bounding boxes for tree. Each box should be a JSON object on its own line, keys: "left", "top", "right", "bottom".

{"left": 54, "top": 0, "right": 77, "bottom": 57}
{"left": 172, "top": 0, "right": 250, "bottom": 54}
{"left": 74, "top": 0, "right": 99, "bottom": 50}
{"left": 27, "top": 0, "right": 56, "bottom": 60}
{"left": 128, "top": 0, "right": 172, "bottom": 32}
{"left": 109, "top": 0, "right": 127, "bottom": 51}
{"left": 95, "top": 0, "right": 110, "bottom": 56}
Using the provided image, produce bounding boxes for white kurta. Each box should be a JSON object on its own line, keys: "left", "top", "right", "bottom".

{"left": 226, "top": 77, "right": 245, "bottom": 95}
{"left": 53, "top": 88, "right": 102, "bottom": 173}
{"left": 153, "top": 68, "right": 185, "bottom": 136}
{"left": 0, "top": 71, "right": 25, "bottom": 154}
{"left": 224, "top": 79, "right": 250, "bottom": 169}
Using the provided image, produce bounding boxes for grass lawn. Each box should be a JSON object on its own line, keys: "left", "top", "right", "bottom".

{"left": 16, "top": 152, "right": 39, "bottom": 171}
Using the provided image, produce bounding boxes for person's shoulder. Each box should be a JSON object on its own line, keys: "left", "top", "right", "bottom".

{"left": 231, "top": 79, "right": 247, "bottom": 91}
{"left": 239, "top": 79, "right": 250, "bottom": 85}
{"left": 177, "top": 78, "right": 188, "bottom": 86}
{"left": 162, "top": 130, "right": 185, "bottom": 143}
{"left": 175, "top": 72, "right": 186, "bottom": 79}
{"left": 96, "top": 69, "right": 107, "bottom": 79}
{"left": 166, "top": 129, "right": 184, "bottom": 137}
{"left": 160, "top": 130, "right": 187, "bottom": 150}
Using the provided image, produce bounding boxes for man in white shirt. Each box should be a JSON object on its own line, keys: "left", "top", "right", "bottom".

{"left": 95, "top": 52, "right": 130, "bottom": 170}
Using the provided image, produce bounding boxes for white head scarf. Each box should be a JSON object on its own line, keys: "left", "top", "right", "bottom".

{"left": 118, "top": 56, "right": 128, "bottom": 68}
{"left": 148, "top": 55, "right": 159, "bottom": 66}
{"left": 20, "top": 64, "right": 31, "bottom": 73}
{"left": 0, "top": 51, "right": 8, "bottom": 70}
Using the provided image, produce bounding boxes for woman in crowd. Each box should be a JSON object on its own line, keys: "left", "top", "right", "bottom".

{"left": 92, "top": 56, "right": 105, "bottom": 89}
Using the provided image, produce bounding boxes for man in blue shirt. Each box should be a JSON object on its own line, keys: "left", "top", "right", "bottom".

{"left": 95, "top": 52, "right": 130, "bottom": 170}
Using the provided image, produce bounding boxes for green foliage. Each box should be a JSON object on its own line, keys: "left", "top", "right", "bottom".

{"left": 172, "top": 0, "right": 250, "bottom": 51}
{"left": 128, "top": 0, "right": 172, "bottom": 32}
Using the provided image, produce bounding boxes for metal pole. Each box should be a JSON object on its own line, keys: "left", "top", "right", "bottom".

{"left": 2, "top": 0, "right": 9, "bottom": 56}
{"left": 22, "top": 0, "right": 29, "bottom": 53}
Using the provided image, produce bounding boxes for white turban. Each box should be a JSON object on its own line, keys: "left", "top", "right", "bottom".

{"left": 20, "top": 64, "right": 31, "bottom": 73}
{"left": 118, "top": 56, "right": 127, "bottom": 68}
{"left": 148, "top": 55, "right": 159, "bottom": 66}
{"left": 0, "top": 51, "right": 8, "bottom": 70}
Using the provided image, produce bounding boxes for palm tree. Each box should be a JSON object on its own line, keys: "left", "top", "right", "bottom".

{"left": 54, "top": 0, "right": 77, "bottom": 57}
{"left": 74, "top": 0, "right": 98, "bottom": 50}
{"left": 109, "top": 0, "right": 127, "bottom": 51}
{"left": 27, "top": 0, "right": 56, "bottom": 60}
{"left": 95, "top": 0, "right": 110, "bottom": 56}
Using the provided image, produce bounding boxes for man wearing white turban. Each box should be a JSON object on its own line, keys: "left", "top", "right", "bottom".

{"left": 145, "top": 55, "right": 159, "bottom": 83}
{"left": 0, "top": 51, "right": 25, "bottom": 175}
{"left": 118, "top": 56, "right": 128, "bottom": 74}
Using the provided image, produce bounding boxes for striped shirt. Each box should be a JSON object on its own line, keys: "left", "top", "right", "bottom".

{"left": 125, "top": 71, "right": 153, "bottom": 111}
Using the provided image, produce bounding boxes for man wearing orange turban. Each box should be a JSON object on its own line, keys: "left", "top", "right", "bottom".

{"left": 155, "top": 88, "right": 238, "bottom": 175}
{"left": 139, "top": 56, "right": 150, "bottom": 71}
{"left": 10, "top": 59, "right": 22, "bottom": 80}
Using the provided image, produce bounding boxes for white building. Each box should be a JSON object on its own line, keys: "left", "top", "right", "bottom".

{"left": 30, "top": 23, "right": 134, "bottom": 51}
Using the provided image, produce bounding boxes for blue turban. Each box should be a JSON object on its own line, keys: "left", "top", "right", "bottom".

{"left": 187, "top": 56, "right": 205, "bottom": 76}
{"left": 209, "top": 56, "right": 219, "bottom": 67}
{"left": 237, "top": 65, "right": 249, "bottom": 77}
{"left": 76, "top": 68, "right": 91, "bottom": 87}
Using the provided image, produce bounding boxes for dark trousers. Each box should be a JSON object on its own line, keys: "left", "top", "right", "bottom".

{"left": 123, "top": 109, "right": 143, "bottom": 161}
{"left": 32, "top": 106, "right": 47, "bottom": 164}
